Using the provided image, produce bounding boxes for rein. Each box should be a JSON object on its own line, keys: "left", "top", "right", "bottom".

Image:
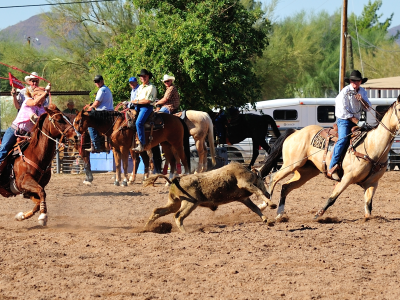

{"left": 263, "top": 101, "right": 400, "bottom": 183}
{"left": 19, "top": 112, "right": 77, "bottom": 182}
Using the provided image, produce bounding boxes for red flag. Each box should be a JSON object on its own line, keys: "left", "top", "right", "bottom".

{"left": 8, "top": 72, "right": 25, "bottom": 90}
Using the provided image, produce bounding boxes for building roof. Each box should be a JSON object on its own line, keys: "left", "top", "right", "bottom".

{"left": 362, "top": 76, "right": 400, "bottom": 89}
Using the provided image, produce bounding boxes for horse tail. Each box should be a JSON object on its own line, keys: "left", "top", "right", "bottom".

{"left": 266, "top": 115, "right": 281, "bottom": 138}
{"left": 143, "top": 174, "right": 172, "bottom": 187}
{"left": 259, "top": 128, "right": 296, "bottom": 177}
{"left": 206, "top": 113, "right": 217, "bottom": 166}
{"left": 179, "top": 118, "right": 191, "bottom": 173}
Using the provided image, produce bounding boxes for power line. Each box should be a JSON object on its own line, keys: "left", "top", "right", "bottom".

{"left": 0, "top": 0, "right": 117, "bottom": 9}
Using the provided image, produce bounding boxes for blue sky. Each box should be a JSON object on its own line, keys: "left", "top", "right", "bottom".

{"left": 0, "top": 0, "right": 399, "bottom": 30}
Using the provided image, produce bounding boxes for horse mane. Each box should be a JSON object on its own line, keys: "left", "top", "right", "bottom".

{"left": 370, "top": 100, "right": 396, "bottom": 130}
{"left": 87, "top": 110, "right": 122, "bottom": 126}
{"left": 29, "top": 113, "right": 49, "bottom": 148}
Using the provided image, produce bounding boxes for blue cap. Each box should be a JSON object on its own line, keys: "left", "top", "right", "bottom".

{"left": 129, "top": 77, "right": 137, "bottom": 82}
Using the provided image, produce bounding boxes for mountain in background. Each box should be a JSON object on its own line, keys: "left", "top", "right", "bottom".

{"left": 1, "top": 13, "right": 400, "bottom": 48}
{"left": 0, "top": 14, "right": 52, "bottom": 49}
{"left": 388, "top": 24, "right": 400, "bottom": 45}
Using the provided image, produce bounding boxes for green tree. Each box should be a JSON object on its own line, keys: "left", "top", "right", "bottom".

{"left": 255, "top": 10, "right": 340, "bottom": 99}
{"left": 41, "top": 0, "right": 141, "bottom": 87}
{"left": 92, "top": 0, "right": 270, "bottom": 110}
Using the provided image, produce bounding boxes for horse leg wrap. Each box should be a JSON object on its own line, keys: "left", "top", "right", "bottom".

{"left": 40, "top": 201, "right": 47, "bottom": 214}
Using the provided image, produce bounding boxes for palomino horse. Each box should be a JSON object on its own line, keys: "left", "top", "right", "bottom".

{"left": 182, "top": 110, "right": 216, "bottom": 173}
{"left": 259, "top": 96, "right": 400, "bottom": 221}
{"left": 215, "top": 109, "right": 281, "bottom": 168}
{"left": 0, "top": 105, "right": 78, "bottom": 226}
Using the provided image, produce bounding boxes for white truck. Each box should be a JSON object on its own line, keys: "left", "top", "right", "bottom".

{"left": 223, "top": 97, "right": 400, "bottom": 170}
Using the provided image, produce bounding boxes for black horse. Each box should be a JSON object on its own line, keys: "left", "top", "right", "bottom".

{"left": 214, "top": 108, "right": 281, "bottom": 168}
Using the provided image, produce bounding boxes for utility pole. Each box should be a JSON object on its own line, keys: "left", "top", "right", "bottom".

{"left": 346, "top": 34, "right": 354, "bottom": 71}
{"left": 339, "top": 0, "right": 348, "bottom": 91}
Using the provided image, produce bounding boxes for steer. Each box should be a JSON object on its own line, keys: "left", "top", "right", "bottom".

{"left": 143, "top": 162, "right": 276, "bottom": 232}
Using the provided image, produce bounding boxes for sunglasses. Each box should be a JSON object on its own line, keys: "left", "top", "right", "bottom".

{"left": 94, "top": 80, "right": 101, "bottom": 83}
{"left": 164, "top": 80, "right": 172, "bottom": 83}
{"left": 30, "top": 80, "right": 39, "bottom": 83}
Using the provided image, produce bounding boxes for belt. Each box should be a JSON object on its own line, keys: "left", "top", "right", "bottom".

{"left": 11, "top": 124, "right": 27, "bottom": 135}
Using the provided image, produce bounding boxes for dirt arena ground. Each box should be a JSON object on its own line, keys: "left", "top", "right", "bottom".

{"left": 1, "top": 170, "right": 400, "bottom": 299}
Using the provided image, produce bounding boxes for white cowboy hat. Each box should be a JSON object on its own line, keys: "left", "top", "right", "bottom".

{"left": 162, "top": 74, "right": 175, "bottom": 82}
{"left": 24, "top": 76, "right": 31, "bottom": 83}
{"left": 27, "top": 72, "right": 40, "bottom": 80}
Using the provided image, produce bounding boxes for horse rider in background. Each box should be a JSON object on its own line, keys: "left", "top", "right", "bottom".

{"left": 129, "top": 76, "right": 139, "bottom": 102}
{"left": 155, "top": 74, "right": 180, "bottom": 114}
{"left": 85, "top": 75, "right": 114, "bottom": 153}
{"left": 131, "top": 69, "right": 157, "bottom": 152}
{"left": 0, "top": 73, "right": 51, "bottom": 174}
{"left": 327, "top": 70, "right": 371, "bottom": 180}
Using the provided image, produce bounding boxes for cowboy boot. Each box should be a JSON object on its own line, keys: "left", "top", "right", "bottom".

{"left": 132, "top": 142, "right": 144, "bottom": 152}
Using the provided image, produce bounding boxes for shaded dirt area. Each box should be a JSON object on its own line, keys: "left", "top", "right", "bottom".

{"left": 1, "top": 171, "right": 400, "bottom": 299}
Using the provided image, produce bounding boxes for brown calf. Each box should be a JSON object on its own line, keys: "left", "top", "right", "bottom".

{"left": 144, "top": 162, "right": 276, "bottom": 232}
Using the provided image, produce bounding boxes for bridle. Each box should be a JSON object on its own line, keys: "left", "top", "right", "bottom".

{"left": 35, "top": 112, "right": 79, "bottom": 148}
{"left": 16, "top": 111, "right": 79, "bottom": 186}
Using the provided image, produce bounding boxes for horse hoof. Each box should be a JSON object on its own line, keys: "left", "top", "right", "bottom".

{"left": 15, "top": 212, "right": 24, "bottom": 221}
{"left": 129, "top": 176, "right": 135, "bottom": 183}
{"left": 314, "top": 209, "right": 325, "bottom": 219}
{"left": 83, "top": 180, "right": 92, "bottom": 186}
{"left": 38, "top": 213, "right": 48, "bottom": 226}
{"left": 114, "top": 181, "right": 120, "bottom": 186}
{"left": 121, "top": 181, "right": 127, "bottom": 186}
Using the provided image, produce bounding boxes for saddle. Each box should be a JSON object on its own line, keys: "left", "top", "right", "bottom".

{"left": 125, "top": 110, "right": 164, "bottom": 131}
{"left": 311, "top": 124, "right": 369, "bottom": 180}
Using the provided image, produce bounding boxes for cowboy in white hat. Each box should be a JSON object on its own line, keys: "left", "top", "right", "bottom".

{"left": 0, "top": 72, "right": 51, "bottom": 173}
{"left": 155, "top": 74, "right": 180, "bottom": 114}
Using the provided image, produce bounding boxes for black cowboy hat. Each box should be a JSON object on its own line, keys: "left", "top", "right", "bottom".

{"left": 344, "top": 70, "right": 368, "bottom": 84}
{"left": 137, "top": 69, "right": 153, "bottom": 79}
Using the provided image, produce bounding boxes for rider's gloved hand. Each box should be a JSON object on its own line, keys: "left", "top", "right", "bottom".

{"left": 45, "top": 83, "right": 51, "bottom": 92}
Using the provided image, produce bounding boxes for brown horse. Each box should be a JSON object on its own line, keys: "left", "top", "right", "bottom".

{"left": 259, "top": 96, "right": 400, "bottom": 221}
{"left": 72, "top": 130, "right": 151, "bottom": 185}
{"left": 0, "top": 105, "right": 78, "bottom": 226}
{"left": 73, "top": 109, "right": 138, "bottom": 186}
{"left": 128, "top": 109, "right": 191, "bottom": 178}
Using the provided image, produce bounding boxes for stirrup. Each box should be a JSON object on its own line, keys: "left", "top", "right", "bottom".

{"left": 327, "top": 165, "right": 340, "bottom": 181}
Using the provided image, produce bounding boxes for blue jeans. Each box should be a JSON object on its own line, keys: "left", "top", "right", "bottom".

{"left": 0, "top": 126, "right": 18, "bottom": 161}
{"left": 159, "top": 106, "right": 170, "bottom": 114}
{"left": 88, "top": 127, "right": 101, "bottom": 150}
{"left": 329, "top": 118, "right": 356, "bottom": 169}
{"left": 136, "top": 105, "right": 153, "bottom": 145}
